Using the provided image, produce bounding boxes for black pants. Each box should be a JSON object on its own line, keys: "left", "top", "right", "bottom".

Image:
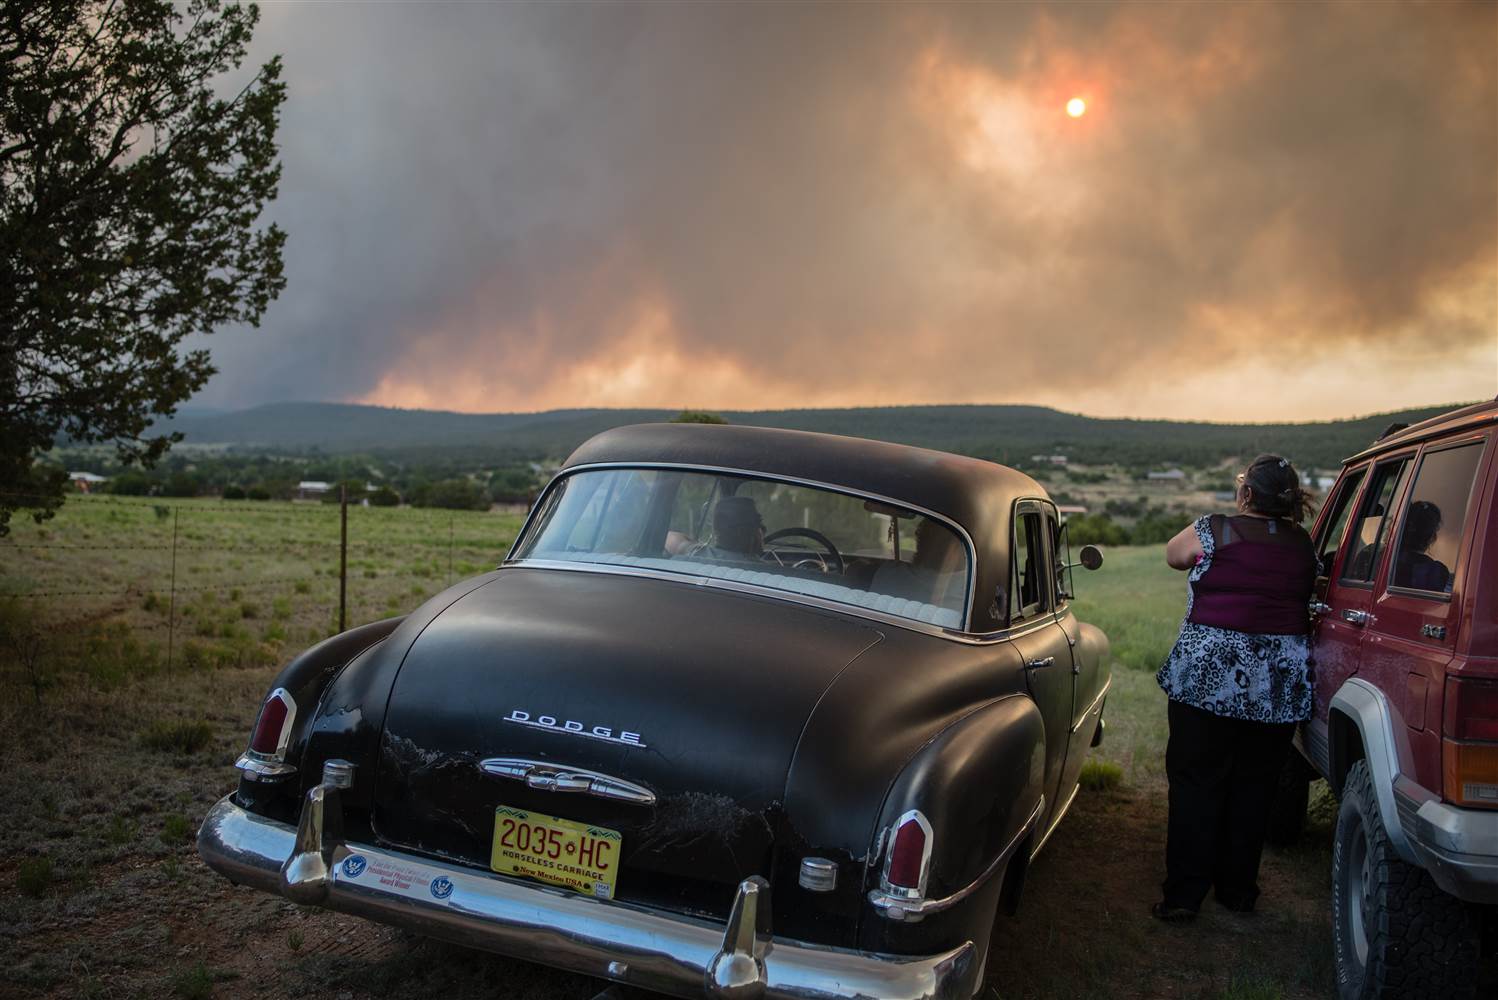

{"left": 1162, "top": 699, "right": 1295, "bottom": 911}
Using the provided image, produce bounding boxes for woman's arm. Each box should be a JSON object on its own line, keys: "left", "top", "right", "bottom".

{"left": 1165, "top": 521, "right": 1204, "bottom": 570}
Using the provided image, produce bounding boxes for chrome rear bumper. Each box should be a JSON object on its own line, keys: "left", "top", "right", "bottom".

{"left": 197, "top": 791, "right": 976, "bottom": 1000}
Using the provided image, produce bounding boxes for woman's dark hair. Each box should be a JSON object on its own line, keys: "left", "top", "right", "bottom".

{"left": 1241, "top": 453, "right": 1314, "bottom": 524}
{"left": 1400, "top": 500, "right": 1442, "bottom": 553}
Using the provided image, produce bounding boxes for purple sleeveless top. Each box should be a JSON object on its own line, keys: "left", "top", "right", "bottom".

{"left": 1187, "top": 516, "right": 1316, "bottom": 635}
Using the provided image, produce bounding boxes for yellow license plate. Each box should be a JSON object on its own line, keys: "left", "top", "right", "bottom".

{"left": 490, "top": 805, "right": 622, "bottom": 900}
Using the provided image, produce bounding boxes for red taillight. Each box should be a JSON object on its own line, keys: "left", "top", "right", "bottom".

{"left": 886, "top": 814, "right": 930, "bottom": 890}
{"left": 1446, "top": 678, "right": 1498, "bottom": 742}
{"left": 249, "top": 689, "right": 294, "bottom": 756}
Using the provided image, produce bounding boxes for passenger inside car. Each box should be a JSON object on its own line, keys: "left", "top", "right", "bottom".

{"left": 1392, "top": 500, "right": 1451, "bottom": 592}
{"left": 870, "top": 518, "right": 964, "bottom": 606}
{"left": 688, "top": 495, "right": 766, "bottom": 563}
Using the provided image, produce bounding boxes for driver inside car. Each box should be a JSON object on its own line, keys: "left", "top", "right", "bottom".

{"left": 688, "top": 495, "right": 766, "bottom": 563}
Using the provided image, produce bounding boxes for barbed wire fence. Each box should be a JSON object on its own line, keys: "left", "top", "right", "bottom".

{"left": 0, "top": 488, "right": 520, "bottom": 688}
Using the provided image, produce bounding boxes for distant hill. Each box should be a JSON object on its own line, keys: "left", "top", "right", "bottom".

{"left": 157, "top": 401, "right": 1473, "bottom": 470}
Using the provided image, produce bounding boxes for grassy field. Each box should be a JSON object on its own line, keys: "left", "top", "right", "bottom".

{"left": 0, "top": 504, "right": 1359, "bottom": 1000}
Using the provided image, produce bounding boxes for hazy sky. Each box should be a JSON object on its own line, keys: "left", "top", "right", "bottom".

{"left": 195, "top": 1, "right": 1498, "bottom": 421}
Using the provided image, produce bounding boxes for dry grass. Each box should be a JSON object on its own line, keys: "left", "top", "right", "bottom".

{"left": 0, "top": 508, "right": 1446, "bottom": 999}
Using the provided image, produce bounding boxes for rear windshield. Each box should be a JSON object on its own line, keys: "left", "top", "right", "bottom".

{"left": 512, "top": 468, "right": 971, "bottom": 629}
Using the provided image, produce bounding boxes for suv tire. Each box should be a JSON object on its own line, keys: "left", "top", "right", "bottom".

{"left": 1266, "top": 752, "right": 1313, "bottom": 847}
{"left": 1332, "top": 760, "right": 1480, "bottom": 1000}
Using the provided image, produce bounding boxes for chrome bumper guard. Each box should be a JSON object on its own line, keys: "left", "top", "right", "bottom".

{"left": 197, "top": 769, "right": 976, "bottom": 1000}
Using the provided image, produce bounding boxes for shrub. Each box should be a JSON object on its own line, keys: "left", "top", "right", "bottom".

{"left": 17, "top": 857, "right": 53, "bottom": 898}
{"left": 221, "top": 485, "right": 246, "bottom": 500}
{"left": 1067, "top": 514, "right": 1128, "bottom": 547}
{"left": 108, "top": 470, "right": 154, "bottom": 495}
{"left": 246, "top": 485, "right": 271, "bottom": 501}
{"left": 142, "top": 592, "right": 167, "bottom": 613}
{"left": 670, "top": 410, "right": 727, "bottom": 424}
{"left": 169, "top": 962, "right": 214, "bottom": 1000}
{"left": 161, "top": 472, "right": 200, "bottom": 498}
{"left": 368, "top": 485, "right": 400, "bottom": 507}
{"left": 239, "top": 601, "right": 259, "bottom": 619}
{"left": 160, "top": 814, "right": 193, "bottom": 844}
{"left": 104, "top": 813, "right": 137, "bottom": 846}
{"left": 1079, "top": 759, "right": 1124, "bottom": 792}
{"left": 412, "top": 478, "right": 489, "bottom": 511}
{"left": 141, "top": 719, "right": 214, "bottom": 754}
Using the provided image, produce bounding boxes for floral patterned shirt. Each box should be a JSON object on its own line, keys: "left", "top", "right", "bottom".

{"left": 1156, "top": 515, "right": 1314, "bottom": 723}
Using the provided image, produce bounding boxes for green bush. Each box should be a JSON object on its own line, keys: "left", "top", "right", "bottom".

{"left": 161, "top": 813, "right": 192, "bottom": 844}
{"left": 670, "top": 410, "right": 727, "bottom": 424}
{"left": 1067, "top": 513, "right": 1128, "bottom": 547}
{"left": 17, "top": 857, "right": 54, "bottom": 898}
{"left": 169, "top": 962, "right": 214, "bottom": 1000}
{"left": 246, "top": 485, "right": 271, "bottom": 501}
{"left": 141, "top": 718, "right": 214, "bottom": 754}
{"left": 1079, "top": 759, "right": 1124, "bottom": 792}
{"left": 368, "top": 485, "right": 400, "bottom": 507}
{"left": 108, "top": 470, "right": 154, "bottom": 495}
{"left": 221, "top": 485, "right": 246, "bottom": 500}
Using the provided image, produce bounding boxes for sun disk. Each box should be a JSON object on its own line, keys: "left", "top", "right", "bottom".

{"left": 1066, "top": 97, "right": 1086, "bottom": 118}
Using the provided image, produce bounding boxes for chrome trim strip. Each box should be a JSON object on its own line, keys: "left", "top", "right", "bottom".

{"left": 504, "top": 559, "right": 1058, "bottom": 648}
{"left": 1070, "top": 676, "right": 1113, "bottom": 735}
{"left": 479, "top": 758, "right": 657, "bottom": 806}
{"left": 235, "top": 753, "right": 297, "bottom": 781}
{"left": 869, "top": 797, "right": 1044, "bottom": 922}
{"left": 197, "top": 795, "right": 978, "bottom": 1000}
{"left": 1031, "top": 783, "right": 1080, "bottom": 861}
{"left": 506, "top": 460, "right": 980, "bottom": 627}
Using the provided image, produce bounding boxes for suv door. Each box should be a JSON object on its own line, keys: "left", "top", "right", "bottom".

{"left": 1008, "top": 500, "right": 1075, "bottom": 832}
{"left": 1049, "top": 506, "right": 1104, "bottom": 788}
{"left": 1315, "top": 455, "right": 1416, "bottom": 712}
{"left": 1363, "top": 435, "right": 1490, "bottom": 790}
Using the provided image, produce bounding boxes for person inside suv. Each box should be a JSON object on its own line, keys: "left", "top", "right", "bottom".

{"left": 1391, "top": 500, "right": 1451, "bottom": 592}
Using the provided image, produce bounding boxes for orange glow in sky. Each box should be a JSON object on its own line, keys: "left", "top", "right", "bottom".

{"left": 1066, "top": 96, "right": 1086, "bottom": 117}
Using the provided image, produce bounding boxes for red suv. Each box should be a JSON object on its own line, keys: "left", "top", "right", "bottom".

{"left": 1277, "top": 398, "right": 1497, "bottom": 998}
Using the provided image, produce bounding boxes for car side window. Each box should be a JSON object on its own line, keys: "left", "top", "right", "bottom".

{"left": 1012, "top": 509, "right": 1051, "bottom": 622}
{"left": 1339, "top": 459, "right": 1410, "bottom": 586}
{"left": 1047, "top": 508, "right": 1070, "bottom": 605}
{"left": 1389, "top": 441, "right": 1486, "bottom": 596}
{"left": 1315, "top": 467, "right": 1367, "bottom": 576}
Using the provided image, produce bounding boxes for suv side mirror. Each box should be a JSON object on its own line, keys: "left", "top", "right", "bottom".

{"left": 1077, "top": 544, "right": 1104, "bottom": 571}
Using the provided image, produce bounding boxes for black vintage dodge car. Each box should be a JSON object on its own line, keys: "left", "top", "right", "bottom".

{"left": 199, "top": 424, "right": 1110, "bottom": 1000}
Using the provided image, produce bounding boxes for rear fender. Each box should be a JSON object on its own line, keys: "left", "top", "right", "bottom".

{"left": 234, "top": 617, "right": 405, "bottom": 819}
{"left": 857, "top": 694, "right": 1045, "bottom": 952}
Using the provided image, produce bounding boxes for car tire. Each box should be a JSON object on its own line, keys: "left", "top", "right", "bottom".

{"left": 1332, "top": 760, "right": 1481, "bottom": 1000}
{"left": 1265, "top": 752, "right": 1312, "bottom": 847}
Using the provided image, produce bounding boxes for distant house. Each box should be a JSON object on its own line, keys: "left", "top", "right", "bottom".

{"left": 296, "top": 480, "right": 331, "bottom": 500}
{"left": 1029, "top": 454, "right": 1069, "bottom": 465}
{"left": 1147, "top": 468, "right": 1187, "bottom": 485}
{"left": 1316, "top": 476, "right": 1337, "bottom": 491}
{"left": 1057, "top": 504, "right": 1088, "bottom": 517}
{"left": 69, "top": 471, "right": 108, "bottom": 493}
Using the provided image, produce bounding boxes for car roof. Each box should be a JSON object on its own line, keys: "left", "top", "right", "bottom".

{"left": 561, "top": 422, "right": 1043, "bottom": 532}
{"left": 1345, "top": 397, "right": 1498, "bottom": 465}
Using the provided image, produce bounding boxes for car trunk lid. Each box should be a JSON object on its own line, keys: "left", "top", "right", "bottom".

{"left": 370, "top": 566, "right": 882, "bottom": 917}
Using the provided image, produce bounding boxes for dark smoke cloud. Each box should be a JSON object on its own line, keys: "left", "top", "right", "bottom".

{"left": 195, "top": 1, "right": 1497, "bottom": 418}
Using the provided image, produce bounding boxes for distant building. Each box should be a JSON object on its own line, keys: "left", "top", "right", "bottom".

{"left": 1316, "top": 476, "right": 1337, "bottom": 491}
{"left": 1057, "top": 504, "right": 1088, "bottom": 517}
{"left": 1029, "top": 454, "right": 1069, "bottom": 465}
{"left": 1147, "top": 468, "right": 1187, "bottom": 484}
{"left": 296, "top": 480, "right": 331, "bottom": 500}
{"left": 69, "top": 471, "right": 108, "bottom": 493}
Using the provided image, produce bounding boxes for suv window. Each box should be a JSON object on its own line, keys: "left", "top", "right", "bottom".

{"left": 1012, "top": 508, "right": 1051, "bottom": 622}
{"left": 1389, "top": 442, "right": 1486, "bottom": 596}
{"left": 1317, "top": 467, "right": 1367, "bottom": 576}
{"left": 1339, "top": 459, "right": 1410, "bottom": 586}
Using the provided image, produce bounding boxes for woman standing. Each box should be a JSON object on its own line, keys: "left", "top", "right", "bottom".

{"left": 1153, "top": 454, "right": 1317, "bottom": 921}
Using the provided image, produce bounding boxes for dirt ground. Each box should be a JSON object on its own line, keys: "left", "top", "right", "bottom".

{"left": 1, "top": 664, "right": 1359, "bottom": 1000}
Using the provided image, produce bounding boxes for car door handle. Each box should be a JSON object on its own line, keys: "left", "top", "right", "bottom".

{"left": 1026, "top": 656, "right": 1056, "bottom": 670}
{"left": 1341, "top": 609, "right": 1374, "bottom": 627}
{"left": 1309, "top": 601, "right": 1332, "bottom": 617}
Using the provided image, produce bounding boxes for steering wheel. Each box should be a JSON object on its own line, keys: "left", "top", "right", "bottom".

{"left": 762, "top": 527, "right": 844, "bottom": 575}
